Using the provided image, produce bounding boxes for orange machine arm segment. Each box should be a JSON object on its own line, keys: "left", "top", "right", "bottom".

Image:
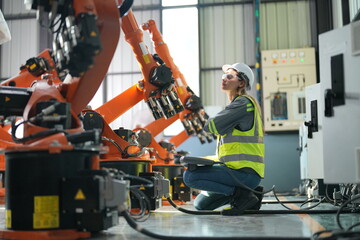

{"left": 142, "top": 20, "right": 190, "bottom": 106}
{"left": 1, "top": 49, "right": 60, "bottom": 88}
{"left": 63, "top": 0, "right": 120, "bottom": 114}
{"left": 121, "top": 10, "right": 159, "bottom": 101}
{"left": 95, "top": 83, "right": 143, "bottom": 124}
{"left": 144, "top": 114, "right": 178, "bottom": 138}
{"left": 169, "top": 130, "right": 189, "bottom": 148}
{"left": 142, "top": 19, "right": 214, "bottom": 145}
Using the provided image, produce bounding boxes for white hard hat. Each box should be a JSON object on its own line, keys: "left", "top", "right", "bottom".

{"left": 222, "top": 63, "right": 254, "bottom": 91}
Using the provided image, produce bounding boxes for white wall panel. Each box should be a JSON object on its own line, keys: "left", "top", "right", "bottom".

{"left": 199, "top": 3, "right": 255, "bottom": 108}
{"left": 200, "top": 4, "right": 253, "bottom": 70}
{"left": 260, "top": 1, "right": 311, "bottom": 50}
{"left": 2, "top": 0, "right": 35, "bottom": 15}
{"left": 201, "top": 70, "right": 227, "bottom": 107}
{"left": 1, "top": 19, "right": 38, "bottom": 78}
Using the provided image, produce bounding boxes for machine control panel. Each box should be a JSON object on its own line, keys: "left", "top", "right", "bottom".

{"left": 261, "top": 47, "right": 317, "bottom": 131}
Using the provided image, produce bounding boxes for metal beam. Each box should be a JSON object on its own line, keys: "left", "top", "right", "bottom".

{"left": 341, "top": 0, "right": 350, "bottom": 25}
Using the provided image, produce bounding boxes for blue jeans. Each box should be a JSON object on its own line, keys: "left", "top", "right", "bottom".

{"left": 183, "top": 165, "right": 261, "bottom": 210}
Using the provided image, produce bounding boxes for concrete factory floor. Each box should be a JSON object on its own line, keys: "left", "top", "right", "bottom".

{"left": 1, "top": 195, "right": 359, "bottom": 240}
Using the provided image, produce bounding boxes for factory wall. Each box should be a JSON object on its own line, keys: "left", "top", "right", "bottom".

{"left": 0, "top": 1, "right": 38, "bottom": 79}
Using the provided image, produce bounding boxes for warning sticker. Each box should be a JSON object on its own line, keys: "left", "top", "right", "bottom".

{"left": 34, "top": 196, "right": 59, "bottom": 213}
{"left": 33, "top": 196, "right": 59, "bottom": 229}
{"left": 33, "top": 212, "right": 59, "bottom": 229}
{"left": 177, "top": 86, "right": 183, "bottom": 95}
{"left": 142, "top": 54, "right": 150, "bottom": 64}
{"left": 75, "top": 189, "right": 86, "bottom": 200}
{"left": 5, "top": 209, "right": 11, "bottom": 228}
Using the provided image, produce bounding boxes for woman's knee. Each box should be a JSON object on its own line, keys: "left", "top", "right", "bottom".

{"left": 194, "top": 194, "right": 208, "bottom": 210}
{"left": 183, "top": 170, "right": 193, "bottom": 187}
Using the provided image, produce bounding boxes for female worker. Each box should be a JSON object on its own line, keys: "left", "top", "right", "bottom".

{"left": 183, "top": 63, "right": 265, "bottom": 215}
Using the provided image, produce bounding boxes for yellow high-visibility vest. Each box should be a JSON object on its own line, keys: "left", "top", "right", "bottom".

{"left": 214, "top": 95, "right": 265, "bottom": 178}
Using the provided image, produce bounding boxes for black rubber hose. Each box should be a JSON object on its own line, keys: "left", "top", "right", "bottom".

{"left": 263, "top": 200, "right": 308, "bottom": 204}
{"left": 119, "top": 0, "right": 134, "bottom": 17}
{"left": 120, "top": 209, "right": 311, "bottom": 240}
{"left": 166, "top": 197, "right": 354, "bottom": 215}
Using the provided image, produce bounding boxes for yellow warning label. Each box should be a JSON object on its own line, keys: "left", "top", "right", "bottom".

{"left": 34, "top": 196, "right": 59, "bottom": 213}
{"left": 90, "top": 31, "right": 97, "bottom": 37}
{"left": 29, "top": 63, "right": 36, "bottom": 70}
{"left": 143, "top": 54, "right": 151, "bottom": 64}
{"left": 180, "top": 183, "right": 186, "bottom": 188}
{"left": 5, "top": 209, "right": 11, "bottom": 228}
{"left": 5, "top": 96, "right": 10, "bottom": 102}
{"left": 33, "top": 212, "right": 59, "bottom": 229}
{"left": 33, "top": 196, "right": 59, "bottom": 229}
{"left": 75, "top": 189, "right": 86, "bottom": 200}
{"left": 177, "top": 87, "right": 183, "bottom": 95}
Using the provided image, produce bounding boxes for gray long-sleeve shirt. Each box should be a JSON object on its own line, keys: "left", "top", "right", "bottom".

{"left": 204, "top": 95, "right": 254, "bottom": 135}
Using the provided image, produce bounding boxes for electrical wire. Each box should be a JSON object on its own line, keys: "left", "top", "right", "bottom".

{"left": 152, "top": 148, "right": 175, "bottom": 161}
{"left": 120, "top": 209, "right": 311, "bottom": 240}
{"left": 108, "top": 169, "right": 154, "bottom": 189}
{"left": 325, "top": 184, "right": 336, "bottom": 204}
{"left": 216, "top": 162, "right": 329, "bottom": 211}
{"left": 109, "top": 169, "right": 153, "bottom": 221}
{"left": 300, "top": 198, "right": 325, "bottom": 209}
{"left": 311, "top": 194, "right": 360, "bottom": 239}
{"left": 129, "top": 187, "right": 151, "bottom": 222}
{"left": 123, "top": 144, "right": 148, "bottom": 158}
{"left": 273, "top": 192, "right": 325, "bottom": 211}
{"left": 336, "top": 194, "right": 360, "bottom": 230}
{"left": 11, "top": 118, "right": 66, "bottom": 144}
{"left": 167, "top": 161, "right": 353, "bottom": 215}
{"left": 312, "top": 229, "right": 360, "bottom": 240}
{"left": 101, "top": 136, "right": 126, "bottom": 156}
{"left": 166, "top": 197, "right": 351, "bottom": 216}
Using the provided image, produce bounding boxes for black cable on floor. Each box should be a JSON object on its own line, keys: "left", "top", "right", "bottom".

{"left": 263, "top": 200, "right": 307, "bottom": 204}
{"left": 336, "top": 195, "right": 360, "bottom": 230}
{"left": 120, "top": 209, "right": 311, "bottom": 240}
{"left": 312, "top": 229, "right": 360, "bottom": 240}
{"left": 166, "top": 197, "right": 353, "bottom": 215}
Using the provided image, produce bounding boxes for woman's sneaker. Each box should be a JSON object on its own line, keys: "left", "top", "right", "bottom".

{"left": 221, "top": 187, "right": 258, "bottom": 216}
{"left": 249, "top": 185, "right": 264, "bottom": 210}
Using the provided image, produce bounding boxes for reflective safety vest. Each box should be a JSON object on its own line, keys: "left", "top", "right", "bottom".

{"left": 215, "top": 95, "right": 264, "bottom": 178}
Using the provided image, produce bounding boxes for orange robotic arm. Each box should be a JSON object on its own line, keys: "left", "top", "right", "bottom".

{"left": 0, "top": 0, "right": 120, "bottom": 158}
{"left": 142, "top": 19, "right": 214, "bottom": 142}
{"left": 0, "top": 0, "right": 131, "bottom": 236}
{"left": 140, "top": 20, "right": 215, "bottom": 154}
{"left": 121, "top": 10, "right": 184, "bottom": 120}
{"left": 0, "top": 49, "right": 61, "bottom": 88}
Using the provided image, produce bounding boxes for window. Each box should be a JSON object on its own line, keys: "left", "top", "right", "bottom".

{"left": 162, "top": 2, "right": 199, "bottom": 136}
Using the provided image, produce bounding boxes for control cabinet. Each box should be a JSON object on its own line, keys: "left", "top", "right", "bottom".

{"left": 320, "top": 22, "right": 360, "bottom": 184}
{"left": 261, "top": 48, "right": 317, "bottom": 131}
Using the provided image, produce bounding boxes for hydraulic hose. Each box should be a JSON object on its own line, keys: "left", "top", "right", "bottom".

{"left": 119, "top": 0, "right": 134, "bottom": 17}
